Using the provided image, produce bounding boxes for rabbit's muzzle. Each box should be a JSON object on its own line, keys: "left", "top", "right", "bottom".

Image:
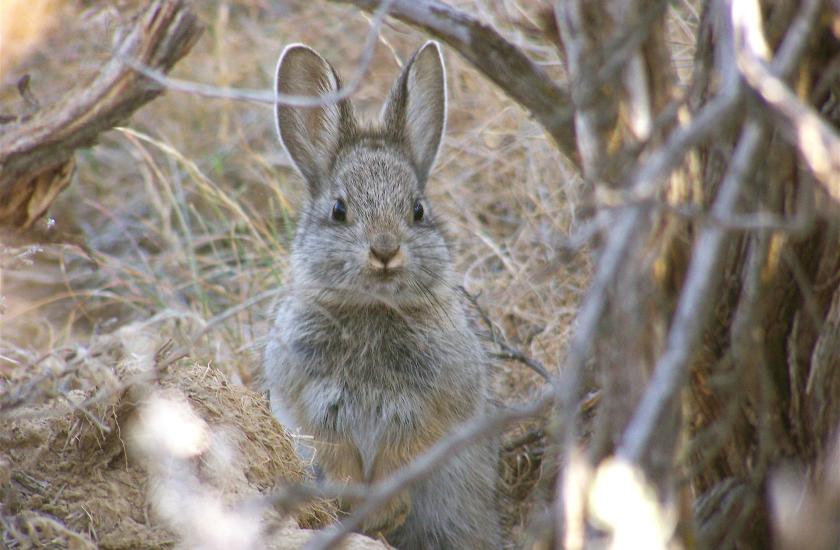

{"left": 368, "top": 232, "right": 404, "bottom": 272}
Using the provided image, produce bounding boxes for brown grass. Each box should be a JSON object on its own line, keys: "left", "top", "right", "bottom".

{"left": 1, "top": 321, "right": 335, "bottom": 548}
{"left": 1, "top": 1, "right": 700, "bottom": 547}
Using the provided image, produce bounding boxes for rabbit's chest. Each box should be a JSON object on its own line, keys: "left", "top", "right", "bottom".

{"left": 306, "top": 382, "right": 421, "bottom": 436}
{"left": 292, "top": 321, "right": 442, "bottom": 388}
{"left": 292, "top": 334, "right": 450, "bottom": 463}
{"left": 279, "top": 307, "right": 479, "bottom": 476}
{"left": 297, "top": 344, "right": 435, "bottom": 439}
{"left": 300, "top": 377, "right": 453, "bottom": 481}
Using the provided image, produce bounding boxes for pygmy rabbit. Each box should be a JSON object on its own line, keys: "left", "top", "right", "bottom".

{"left": 263, "top": 41, "right": 501, "bottom": 549}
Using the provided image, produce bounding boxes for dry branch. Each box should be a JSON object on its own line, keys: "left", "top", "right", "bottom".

{"left": 0, "top": 0, "right": 202, "bottom": 229}
{"left": 331, "top": 0, "right": 578, "bottom": 162}
{"left": 618, "top": 0, "right": 823, "bottom": 465}
{"left": 557, "top": 28, "right": 743, "bottom": 451}
{"left": 620, "top": 120, "right": 767, "bottom": 462}
{"left": 733, "top": 0, "right": 840, "bottom": 198}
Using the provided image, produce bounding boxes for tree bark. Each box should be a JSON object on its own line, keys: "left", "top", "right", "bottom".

{"left": 0, "top": 0, "right": 202, "bottom": 229}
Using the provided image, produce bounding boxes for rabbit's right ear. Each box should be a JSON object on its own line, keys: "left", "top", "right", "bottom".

{"left": 275, "top": 45, "right": 352, "bottom": 194}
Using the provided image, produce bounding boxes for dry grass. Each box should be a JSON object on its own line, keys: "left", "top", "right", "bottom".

{"left": 1, "top": 0, "right": 700, "bottom": 547}
{"left": 1, "top": 0, "right": 586, "bottom": 386}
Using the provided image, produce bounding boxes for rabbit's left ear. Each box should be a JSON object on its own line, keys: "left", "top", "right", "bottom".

{"left": 382, "top": 41, "right": 447, "bottom": 183}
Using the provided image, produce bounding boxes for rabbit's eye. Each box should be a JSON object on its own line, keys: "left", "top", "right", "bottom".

{"left": 331, "top": 199, "right": 347, "bottom": 222}
{"left": 413, "top": 200, "right": 424, "bottom": 222}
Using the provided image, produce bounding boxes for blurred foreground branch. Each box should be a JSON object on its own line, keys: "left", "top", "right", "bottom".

{"left": 332, "top": 0, "right": 579, "bottom": 162}
{"left": 0, "top": 0, "right": 202, "bottom": 229}
{"left": 618, "top": 0, "right": 823, "bottom": 465}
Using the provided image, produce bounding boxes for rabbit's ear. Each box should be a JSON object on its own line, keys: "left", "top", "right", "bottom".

{"left": 382, "top": 41, "right": 447, "bottom": 183}
{"left": 275, "top": 44, "right": 352, "bottom": 194}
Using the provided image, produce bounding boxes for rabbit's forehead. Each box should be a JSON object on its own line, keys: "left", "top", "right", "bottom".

{"left": 332, "top": 147, "right": 419, "bottom": 200}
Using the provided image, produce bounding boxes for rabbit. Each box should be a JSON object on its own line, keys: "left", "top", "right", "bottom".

{"left": 262, "top": 40, "right": 502, "bottom": 549}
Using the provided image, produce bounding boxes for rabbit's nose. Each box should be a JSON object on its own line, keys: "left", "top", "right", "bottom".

{"left": 369, "top": 233, "right": 402, "bottom": 268}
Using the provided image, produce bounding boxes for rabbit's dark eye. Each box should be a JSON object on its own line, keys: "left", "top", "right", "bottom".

{"left": 413, "top": 200, "right": 424, "bottom": 222}
{"left": 331, "top": 199, "right": 347, "bottom": 222}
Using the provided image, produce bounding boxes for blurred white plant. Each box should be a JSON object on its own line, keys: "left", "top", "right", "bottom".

{"left": 130, "top": 390, "right": 263, "bottom": 550}
{"left": 588, "top": 457, "right": 677, "bottom": 550}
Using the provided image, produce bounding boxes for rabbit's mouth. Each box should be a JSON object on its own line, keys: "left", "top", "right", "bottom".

{"left": 353, "top": 270, "right": 412, "bottom": 306}
{"left": 367, "top": 266, "right": 404, "bottom": 282}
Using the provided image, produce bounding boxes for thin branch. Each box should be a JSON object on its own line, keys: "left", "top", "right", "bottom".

{"left": 460, "top": 288, "right": 552, "bottom": 381}
{"left": 120, "top": 0, "right": 395, "bottom": 108}
{"left": 603, "top": 196, "right": 815, "bottom": 234}
{"left": 618, "top": 0, "right": 824, "bottom": 464}
{"left": 246, "top": 390, "right": 602, "bottom": 529}
{"left": 492, "top": 349, "right": 551, "bottom": 381}
{"left": 733, "top": 0, "right": 840, "bottom": 199}
{"left": 331, "top": 0, "right": 579, "bottom": 163}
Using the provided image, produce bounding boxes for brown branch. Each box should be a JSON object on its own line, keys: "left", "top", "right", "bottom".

{"left": 617, "top": 0, "right": 824, "bottom": 465}
{"left": 0, "top": 0, "right": 202, "bottom": 229}
{"left": 733, "top": 0, "right": 840, "bottom": 199}
{"left": 330, "top": 0, "right": 579, "bottom": 164}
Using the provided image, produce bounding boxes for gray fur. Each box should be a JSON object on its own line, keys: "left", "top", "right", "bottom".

{"left": 264, "top": 41, "right": 501, "bottom": 549}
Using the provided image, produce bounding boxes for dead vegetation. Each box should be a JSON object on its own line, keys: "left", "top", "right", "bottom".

{"left": 2, "top": 0, "right": 840, "bottom": 548}
{"left": 1, "top": 320, "right": 356, "bottom": 548}
{"left": 2, "top": 1, "right": 582, "bottom": 546}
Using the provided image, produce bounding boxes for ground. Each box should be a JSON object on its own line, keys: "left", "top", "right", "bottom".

{"left": 0, "top": 1, "right": 697, "bottom": 547}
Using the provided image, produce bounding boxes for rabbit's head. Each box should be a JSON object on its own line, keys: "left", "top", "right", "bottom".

{"left": 275, "top": 42, "right": 453, "bottom": 308}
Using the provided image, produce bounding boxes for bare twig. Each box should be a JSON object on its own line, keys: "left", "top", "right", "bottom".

{"left": 618, "top": 0, "right": 823, "bottom": 464}
{"left": 331, "top": 0, "right": 579, "bottom": 162}
{"left": 121, "top": 0, "right": 395, "bottom": 108}
{"left": 461, "top": 288, "right": 552, "bottom": 381}
{"left": 492, "top": 349, "right": 551, "bottom": 381}
{"left": 732, "top": 0, "right": 840, "bottom": 198}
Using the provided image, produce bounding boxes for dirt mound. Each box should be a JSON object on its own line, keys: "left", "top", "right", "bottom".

{"left": 1, "top": 323, "right": 384, "bottom": 549}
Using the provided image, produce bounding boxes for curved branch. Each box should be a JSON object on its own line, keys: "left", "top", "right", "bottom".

{"left": 0, "top": 0, "right": 202, "bottom": 228}
{"left": 305, "top": 390, "right": 555, "bottom": 550}
{"left": 331, "top": 0, "right": 578, "bottom": 163}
